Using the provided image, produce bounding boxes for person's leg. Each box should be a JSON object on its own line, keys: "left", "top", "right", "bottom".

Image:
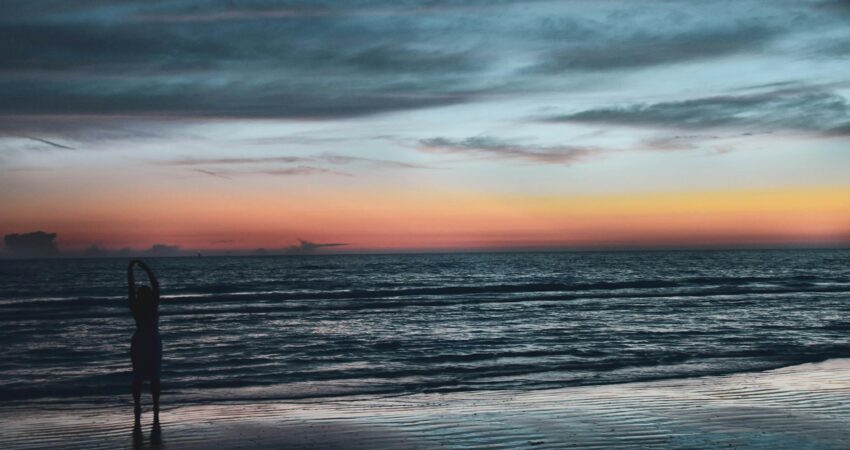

{"left": 151, "top": 378, "right": 161, "bottom": 422}
{"left": 132, "top": 378, "right": 142, "bottom": 424}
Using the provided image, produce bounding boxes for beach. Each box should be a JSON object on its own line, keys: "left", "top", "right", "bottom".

{"left": 3, "top": 358, "right": 850, "bottom": 449}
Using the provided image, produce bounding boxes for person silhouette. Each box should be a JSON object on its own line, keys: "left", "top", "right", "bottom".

{"left": 128, "top": 260, "right": 162, "bottom": 426}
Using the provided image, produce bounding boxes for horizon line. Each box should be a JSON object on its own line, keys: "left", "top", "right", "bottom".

{"left": 2, "top": 243, "right": 849, "bottom": 260}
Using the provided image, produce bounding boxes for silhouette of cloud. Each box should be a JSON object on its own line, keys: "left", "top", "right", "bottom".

{"left": 284, "top": 239, "right": 348, "bottom": 254}
{"left": 146, "top": 244, "right": 180, "bottom": 256}
{"left": 419, "top": 137, "right": 601, "bottom": 165}
{"left": 83, "top": 244, "right": 110, "bottom": 257}
{"left": 3, "top": 231, "right": 59, "bottom": 257}
{"left": 546, "top": 88, "right": 850, "bottom": 135}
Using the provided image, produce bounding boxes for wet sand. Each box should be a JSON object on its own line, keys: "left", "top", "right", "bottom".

{"left": 3, "top": 359, "right": 850, "bottom": 449}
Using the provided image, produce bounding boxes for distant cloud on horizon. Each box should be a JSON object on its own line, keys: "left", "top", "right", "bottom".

{"left": 0, "top": 230, "right": 352, "bottom": 258}
{"left": 3, "top": 231, "right": 59, "bottom": 258}
{"left": 283, "top": 239, "right": 349, "bottom": 254}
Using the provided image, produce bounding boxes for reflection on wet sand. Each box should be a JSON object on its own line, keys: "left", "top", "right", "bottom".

{"left": 3, "top": 359, "right": 850, "bottom": 449}
{"left": 132, "top": 419, "right": 162, "bottom": 450}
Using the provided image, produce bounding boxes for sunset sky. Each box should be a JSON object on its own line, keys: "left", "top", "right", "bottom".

{"left": 1, "top": 0, "right": 849, "bottom": 253}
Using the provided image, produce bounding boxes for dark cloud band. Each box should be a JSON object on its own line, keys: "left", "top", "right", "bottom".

{"left": 546, "top": 88, "right": 850, "bottom": 135}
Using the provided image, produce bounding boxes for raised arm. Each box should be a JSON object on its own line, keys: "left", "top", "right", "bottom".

{"left": 128, "top": 260, "right": 138, "bottom": 303}
{"left": 135, "top": 260, "right": 161, "bottom": 300}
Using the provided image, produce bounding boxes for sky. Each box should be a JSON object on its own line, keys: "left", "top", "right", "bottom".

{"left": 1, "top": 0, "right": 849, "bottom": 253}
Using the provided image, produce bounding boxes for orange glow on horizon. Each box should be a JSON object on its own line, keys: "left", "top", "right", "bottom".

{"left": 3, "top": 185, "right": 849, "bottom": 251}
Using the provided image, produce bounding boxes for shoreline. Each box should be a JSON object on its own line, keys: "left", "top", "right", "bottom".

{"left": 3, "top": 355, "right": 835, "bottom": 409}
{"left": 3, "top": 358, "right": 850, "bottom": 449}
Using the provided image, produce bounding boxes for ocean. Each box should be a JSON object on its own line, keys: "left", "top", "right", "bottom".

{"left": 2, "top": 250, "right": 849, "bottom": 407}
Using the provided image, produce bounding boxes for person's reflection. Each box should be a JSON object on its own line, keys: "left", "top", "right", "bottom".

{"left": 132, "top": 421, "right": 143, "bottom": 448}
{"left": 151, "top": 417, "right": 163, "bottom": 445}
{"left": 132, "top": 416, "right": 163, "bottom": 449}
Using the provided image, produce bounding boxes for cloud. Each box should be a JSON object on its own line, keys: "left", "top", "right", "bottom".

{"left": 284, "top": 239, "right": 348, "bottom": 254}
{"left": 419, "top": 136, "right": 601, "bottom": 165}
{"left": 0, "top": 4, "right": 483, "bottom": 122}
{"left": 147, "top": 244, "right": 180, "bottom": 256}
{"left": 2, "top": 0, "right": 848, "bottom": 146}
{"left": 130, "top": 3, "right": 503, "bottom": 24}
{"left": 640, "top": 131, "right": 772, "bottom": 153}
{"left": 0, "top": 135, "right": 78, "bottom": 153}
{"left": 164, "top": 154, "right": 425, "bottom": 168}
{"left": 191, "top": 165, "right": 349, "bottom": 178}
{"left": 546, "top": 88, "right": 850, "bottom": 135}
{"left": 0, "top": 115, "right": 171, "bottom": 144}
{"left": 531, "top": 24, "right": 779, "bottom": 73}
{"left": 259, "top": 166, "right": 351, "bottom": 177}
{"left": 641, "top": 134, "right": 722, "bottom": 151}
{"left": 822, "top": 39, "right": 850, "bottom": 57}
{"left": 165, "top": 154, "right": 429, "bottom": 178}
{"left": 828, "top": 122, "right": 850, "bottom": 136}
{"left": 193, "top": 169, "right": 232, "bottom": 179}
{"left": 170, "top": 157, "right": 310, "bottom": 166}
{"left": 3, "top": 231, "right": 59, "bottom": 257}
{"left": 83, "top": 244, "right": 110, "bottom": 257}
{"left": 317, "top": 154, "right": 430, "bottom": 169}
{"left": 1, "top": 1, "right": 827, "bottom": 128}
{"left": 133, "top": 7, "right": 342, "bottom": 23}
{"left": 26, "top": 136, "right": 76, "bottom": 150}
{"left": 0, "top": 82, "right": 476, "bottom": 119}
{"left": 818, "top": 0, "right": 850, "bottom": 14}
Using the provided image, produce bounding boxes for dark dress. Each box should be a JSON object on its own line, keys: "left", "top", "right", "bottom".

{"left": 130, "top": 296, "right": 162, "bottom": 381}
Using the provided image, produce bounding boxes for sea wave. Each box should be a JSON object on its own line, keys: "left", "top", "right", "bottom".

{"left": 2, "top": 250, "right": 849, "bottom": 405}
